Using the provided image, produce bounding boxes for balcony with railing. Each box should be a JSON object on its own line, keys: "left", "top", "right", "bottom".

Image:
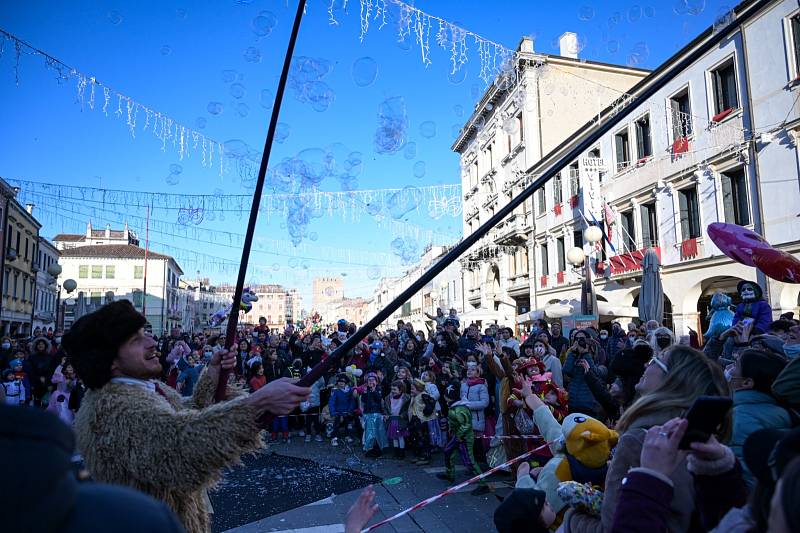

{"left": 507, "top": 273, "right": 530, "bottom": 297}
{"left": 494, "top": 214, "right": 530, "bottom": 246}
{"left": 467, "top": 287, "right": 482, "bottom": 306}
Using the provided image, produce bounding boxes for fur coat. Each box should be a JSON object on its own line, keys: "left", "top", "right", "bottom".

{"left": 74, "top": 370, "right": 263, "bottom": 533}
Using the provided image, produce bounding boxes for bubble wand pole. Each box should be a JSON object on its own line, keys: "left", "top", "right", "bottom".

{"left": 215, "top": 0, "right": 307, "bottom": 402}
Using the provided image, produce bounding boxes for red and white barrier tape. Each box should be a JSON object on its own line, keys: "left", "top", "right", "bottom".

{"left": 476, "top": 434, "right": 544, "bottom": 440}
{"left": 361, "top": 439, "right": 554, "bottom": 532}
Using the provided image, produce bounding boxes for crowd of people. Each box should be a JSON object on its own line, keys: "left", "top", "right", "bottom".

{"left": 2, "top": 277, "right": 800, "bottom": 532}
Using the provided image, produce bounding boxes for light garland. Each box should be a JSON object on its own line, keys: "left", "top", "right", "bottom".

{"left": 328, "top": 0, "right": 514, "bottom": 83}
{"left": 0, "top": 29, "right": 227, "bottom": 178}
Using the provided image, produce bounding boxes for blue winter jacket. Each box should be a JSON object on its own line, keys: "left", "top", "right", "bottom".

{"left": 731, "top": 389, "right": 792, "bottom": 489}
{"left": 733, "top": 300, "right": 772, "bottom": 334}
{"left": 329, "top": 387, "right": 355, "bottom": 417}
{"left": 563, "top": 350, "right": 602, "bottom": 416}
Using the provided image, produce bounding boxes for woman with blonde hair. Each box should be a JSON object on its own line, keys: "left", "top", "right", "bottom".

{"left": 564, "top": 345, "right": 730, "bottom": 533}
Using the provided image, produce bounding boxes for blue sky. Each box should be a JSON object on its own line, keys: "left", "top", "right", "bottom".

{"left": 0, "top": 0, "right": 731, "bottom": 305}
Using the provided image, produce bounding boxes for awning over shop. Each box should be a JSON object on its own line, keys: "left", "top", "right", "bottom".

{"left": 527, "top": 299, "right": 640, "bottom": 321}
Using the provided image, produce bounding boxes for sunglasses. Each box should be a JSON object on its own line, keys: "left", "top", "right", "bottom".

{"left": 646, "top": 357, "right": 669, "bottom": 374}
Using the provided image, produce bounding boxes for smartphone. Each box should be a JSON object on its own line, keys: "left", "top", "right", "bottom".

{"left": 678, "top": 396, "right": 732, "bottom": 450}
{"left": 741, "top": 318, "right": 754, "bottom": 326}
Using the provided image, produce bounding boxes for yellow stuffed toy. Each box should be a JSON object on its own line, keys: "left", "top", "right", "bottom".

{"left": 515, "top": 409, "right": 618, "bottom": 521}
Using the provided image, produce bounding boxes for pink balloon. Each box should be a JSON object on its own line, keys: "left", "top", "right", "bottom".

{"left": 707, "top": 222, "right": 771, "bottom": 267}
{"left": 752, "top": 247, "right": 800, "bottom": 284}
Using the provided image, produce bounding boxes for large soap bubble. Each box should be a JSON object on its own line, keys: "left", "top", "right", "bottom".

{"left": 419, "top": 121, "right": 437, "bottom": 139}
{"left": 388, "top": 186, "right": 422, "bottom": 219}
{"left": 207, "top": 102, "right": 223, "bottom": 115}
{"left": 352, "top": 57, "right": 378, "bottom": 87}
{"left": 375, "top": 96, "right": 407, "bottom": 154}
{"left": 252, "top": 11, "right": 277, "bottom": 37}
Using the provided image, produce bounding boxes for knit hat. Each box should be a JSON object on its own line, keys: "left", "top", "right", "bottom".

{"left": 493, "top": 488, "right": 549, "bottom": 533}
{"left": 365, "top": 371, "right": 378, "bottom": 382}
{"left": 370, "top": 340, "right": 384, "bottom": 351}
{"left": 8, "top": 358, "right": 23, "bottom": 369}
{"left": 62, "top": 300, "right": 147, "bottom": 389}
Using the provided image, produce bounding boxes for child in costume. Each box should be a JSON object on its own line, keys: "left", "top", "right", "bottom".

{"left": 47, "top": 362, "right": 78, "bottom": 424}
{"left": 329, "top": 373, "right": 356, "bottom": 447}
{"left": 436, "top": 379, "right": 490, "bottom": 496}
{"left": 732, "top": 280, "right": 772, "bottom": 334}
{"left": 357, "top": 372, "right": 388, "bottom": 457}
{"left": 384, "top": 380, "right": 410, "bottom": 459}
{"left": 420, "top": 370, "right": 445, "bottom": 448}
{"left": 704, "top": 291, "right": 734, "bottom": 341}
{"left": 407, "top": 379, "right": 438, "bottom": 465}
{"left": 2, "top": 367, "right": 27, "bottom": 406}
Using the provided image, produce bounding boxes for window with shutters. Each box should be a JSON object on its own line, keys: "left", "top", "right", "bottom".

{"left": 789, "top": 13, "right": 800, "bottom": 79}
{"left": 710, "top": 59, "right": 739, "bottom": 116}
{"left": 556, "top": 237, "right": 566, "bottom": 272}
{"left": 540, "top": 243, "right": 549, "bottom": 276}
{"left": 79, "top": 265, "right": 89, "bottom": 279}
{"left": 553, "top": 174, "right": 563, "bottom": 205}
{"left": 569, "top": 162, "right": 580, "bottom": 196}
{"left": 614, "top": 128, "right": 631, "bottom": 172}
{"left": 91, "top": 265, "right": 103, "bottom": 279}
{"left": 620, "top": 211, "right": 636, "bottom": 251}
{"left": 669, "top": 88, "right": 693, "bottom": 140}
{"left": 573, "top": 230, "right": 583, "bottom": 249}
{"left": 635, "top": 114, "right": 652, "bottom": 159}
{"left": 640, "top": 202, "right": 659, "bottom": 248}
{"left": 678, "top": 186, "right": 701, "bottom": 240}
{"left": 720, "top": 168, "right": 750, "bottom": 226}
{"left": 537, "top": 187, "right": 546, "bottom": 215}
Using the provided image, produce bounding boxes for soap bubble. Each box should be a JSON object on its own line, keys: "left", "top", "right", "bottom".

{"left": 578, "top": 5, "right": 594, "bottom": 21}
{"left": 289, "top": 57, "right": 335, "bottom": 111}
{"left": 448, "top": 67, "right": 467, "bottom": 85}
{"left": 160, "top": 45, "right": 172, "bottom": 56}
{"left": 375, "top": 96, "right": 407, "bottom": 154}
{"left": 367, "top": 266, "right": 381, "bottom": 280}
{"left": 260, "top": 89, "right": 275, "bottom": 110}
{"left": 627, "top": 42, "right": 650, "bottom": 67}
{"left": 644, "top": 6, "right": 656, "bottom": 17}
{"left": 608, "top": 11, "right": 622, "bottom": 28}
{"left": 275, "top": 122, "right": 290, "bottom": 143}
{"left": 453, "top": 104, "right": 464, "bottom": 117}
{"left": 390, "top": 236, "right": 419, "bottom": 265}
{"left": 352, "top": 57, "right": 378, "bottom": 87}
{"left": 607, "top": 40, "right": 620, "bottom": 54}
{"left": 628, "top": 5, "right": 642, "bottom": 22}
{"left": 107, "top": 10, "right": 123, "bottom": 25}
{"left": 235, "top": 103, "right": 250, "bottom": 117}
{"left": 413, "top": 161, "right": 426, "bottom": 179}
{"left": 388, "top": 186, "right": 422, "bottom": 219}
{"left": 403, "top": 142, "right": 417, "bottom": 160}
{"left": 252, "top": 11, "right": 277, "bottom": 37}
{"left": 674, "top": 0, "right": 705, "bottom": 15}
{"left": 289, "top": 258, "right": 299, "bottom": 268}
{"left": 230, "top": 83, "right": 246, "bottom": 99}
{"left": 309, "top": 232, "right": 318, "bottom": 242}
{"left": 502, "top": 117, "right": 519, "bottom": 135}
{"left": 366, "top": 203, "right": 382, "bottom": 216}
{"left": 195, "top": 117, "right": 207, "bottom": 129}
{"left": 165, "top": 163, "right": 182, "bottom": 185}
{"left": 419, "top": 121, "right": 437, "bottom": 139}
{"left": 169, "top": 164, "right": 183, "bottom": 174}
{"left": 207, "top": 102, "right": 223, "bottom": 115}
{"left": 176, "top": 8, "right": 188, "bottom": 19}
{"left": 243, "top": 46, "right": 262, "bottom": 63}
{"left": 221, "top": 70, "right": 237, "bottom": 83}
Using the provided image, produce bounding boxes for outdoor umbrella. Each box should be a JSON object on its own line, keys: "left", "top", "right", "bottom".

{"left": 638, "top": 248, "right": 664, "bottom": 324}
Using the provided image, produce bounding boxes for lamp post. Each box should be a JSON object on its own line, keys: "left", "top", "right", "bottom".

{"left": 567, "top": 224, "right": 605, "bottom": 316}
{"left": 52, "top": 266, "right": 76, "bottom": 332}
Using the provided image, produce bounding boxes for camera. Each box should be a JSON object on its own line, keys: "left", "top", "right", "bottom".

{"left": 577, "top": 338, "right": 587, "bottom": 348}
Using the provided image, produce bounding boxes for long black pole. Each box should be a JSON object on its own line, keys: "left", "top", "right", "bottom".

{"left": 215, "top": 0, "right": 307, "bottom": 401}
{"left": 297, "top": 0, "right": 770, "bottom": 386}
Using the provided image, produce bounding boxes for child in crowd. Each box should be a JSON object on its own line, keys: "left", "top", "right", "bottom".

{"left": 2, "top": 366, "right": 27, "bottom": 406}
{"left": 408, "top": 379, "right": 438, "bottom": 465}
{"left": 329, "top": 373, "right": 356, "bottom": 447}
{"left": 176, "top": 354, "right": 201, "bottom": 397}
{"left": 47, "top": 362, "right": 78, "bottom": 424}
{"left": 420, "top": 370, "right": 445, "bottom": 448}
{"left": 248, "top": 362, "right": 266, "bottom": 392}
{"left": 384, "top": 380, "right": 410, "bottom": 459}
{"left": 301, "top": 372, "right": 326, "bottom": 443}
{"left": 357, "top": 372, "right": 388, "bottom": 457}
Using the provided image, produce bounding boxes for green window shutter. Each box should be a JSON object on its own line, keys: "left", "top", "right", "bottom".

{"left": 640, "top": 204, "right": 651, "bottom": 247}
{"left": 679, "top": 190, "right": 690, "bottom": 240}
{"left": 721, "top": 173, "right": 735, "bottom": 223}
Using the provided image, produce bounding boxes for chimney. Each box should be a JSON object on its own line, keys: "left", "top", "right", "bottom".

{"left": 25, "top": 203, "right": 34, "bottom": 215}
{"left": 86, "top": 222, "right": 92, "bottom": 238}
{"left": 559, "top": 32, "right": 579, "bottom": 59}
{"left": 519, "top": 36, "right": 534, "bottom": 54}
{"left": 105, "top": 224, "right": 111, "bottom": 238}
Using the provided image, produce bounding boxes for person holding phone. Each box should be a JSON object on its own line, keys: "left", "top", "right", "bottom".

{"left": 563, "top": 345, "right": 729, "bottom": 533}
{"left": 562, "top": 330, "right": 603, "bottom": 420}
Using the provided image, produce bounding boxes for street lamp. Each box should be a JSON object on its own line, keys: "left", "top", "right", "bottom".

{"left": 51, "top": 265, "right": 77, "bottom": 331}
{"left": 584, "top": 225, "right": 604, "bottom": 245}
{"left": 566, "top": 246, "right": 586, "bottom": 267}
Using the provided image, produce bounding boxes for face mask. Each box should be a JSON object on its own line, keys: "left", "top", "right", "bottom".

{"left": 600, "top": 334, "right": 608, "bottom": 340}
{"left": 656, "top": 337, "right": 671, "bottom": 349}
{"left": 783, "top": 344, "right": 800, "bottom": 359}
{"left": 204, "top": 351, "right": 213, "bottom": 359}
{"left": 54, "top": 337, "right": 62, "bottom": 344}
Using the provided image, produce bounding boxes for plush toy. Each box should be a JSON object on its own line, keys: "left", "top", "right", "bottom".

{"left": 732, "top": 280, "right": 772, "bottom": 334}
{"left": 517, "top": 411, "right": 618, "bottom": 518}
{"left": 208, "top": 287, "right": 259, "bottom": 326}
{"left": 704, "top": 291, "right": 734, "bottom": 340}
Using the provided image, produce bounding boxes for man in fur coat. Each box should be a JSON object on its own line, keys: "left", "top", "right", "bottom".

{"left": 65, "top": 300, "right": 310, "bottom": 533}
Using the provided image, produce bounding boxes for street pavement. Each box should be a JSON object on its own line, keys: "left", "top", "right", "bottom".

{"left": 212, "top": 435, "right": 513, "bottom": 532}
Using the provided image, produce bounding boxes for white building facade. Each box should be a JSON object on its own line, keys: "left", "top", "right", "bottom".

{"left": 33, "top": 237, "right": 60, "bottom": 331}
{"left": 57, "top": 244, "right": 183, "bottom": 333}
{"left": 527, "top": 0, "right": 800, "bottom": 335}
{"left": 453, "top": 36, "right": 648, "bottom": 330}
